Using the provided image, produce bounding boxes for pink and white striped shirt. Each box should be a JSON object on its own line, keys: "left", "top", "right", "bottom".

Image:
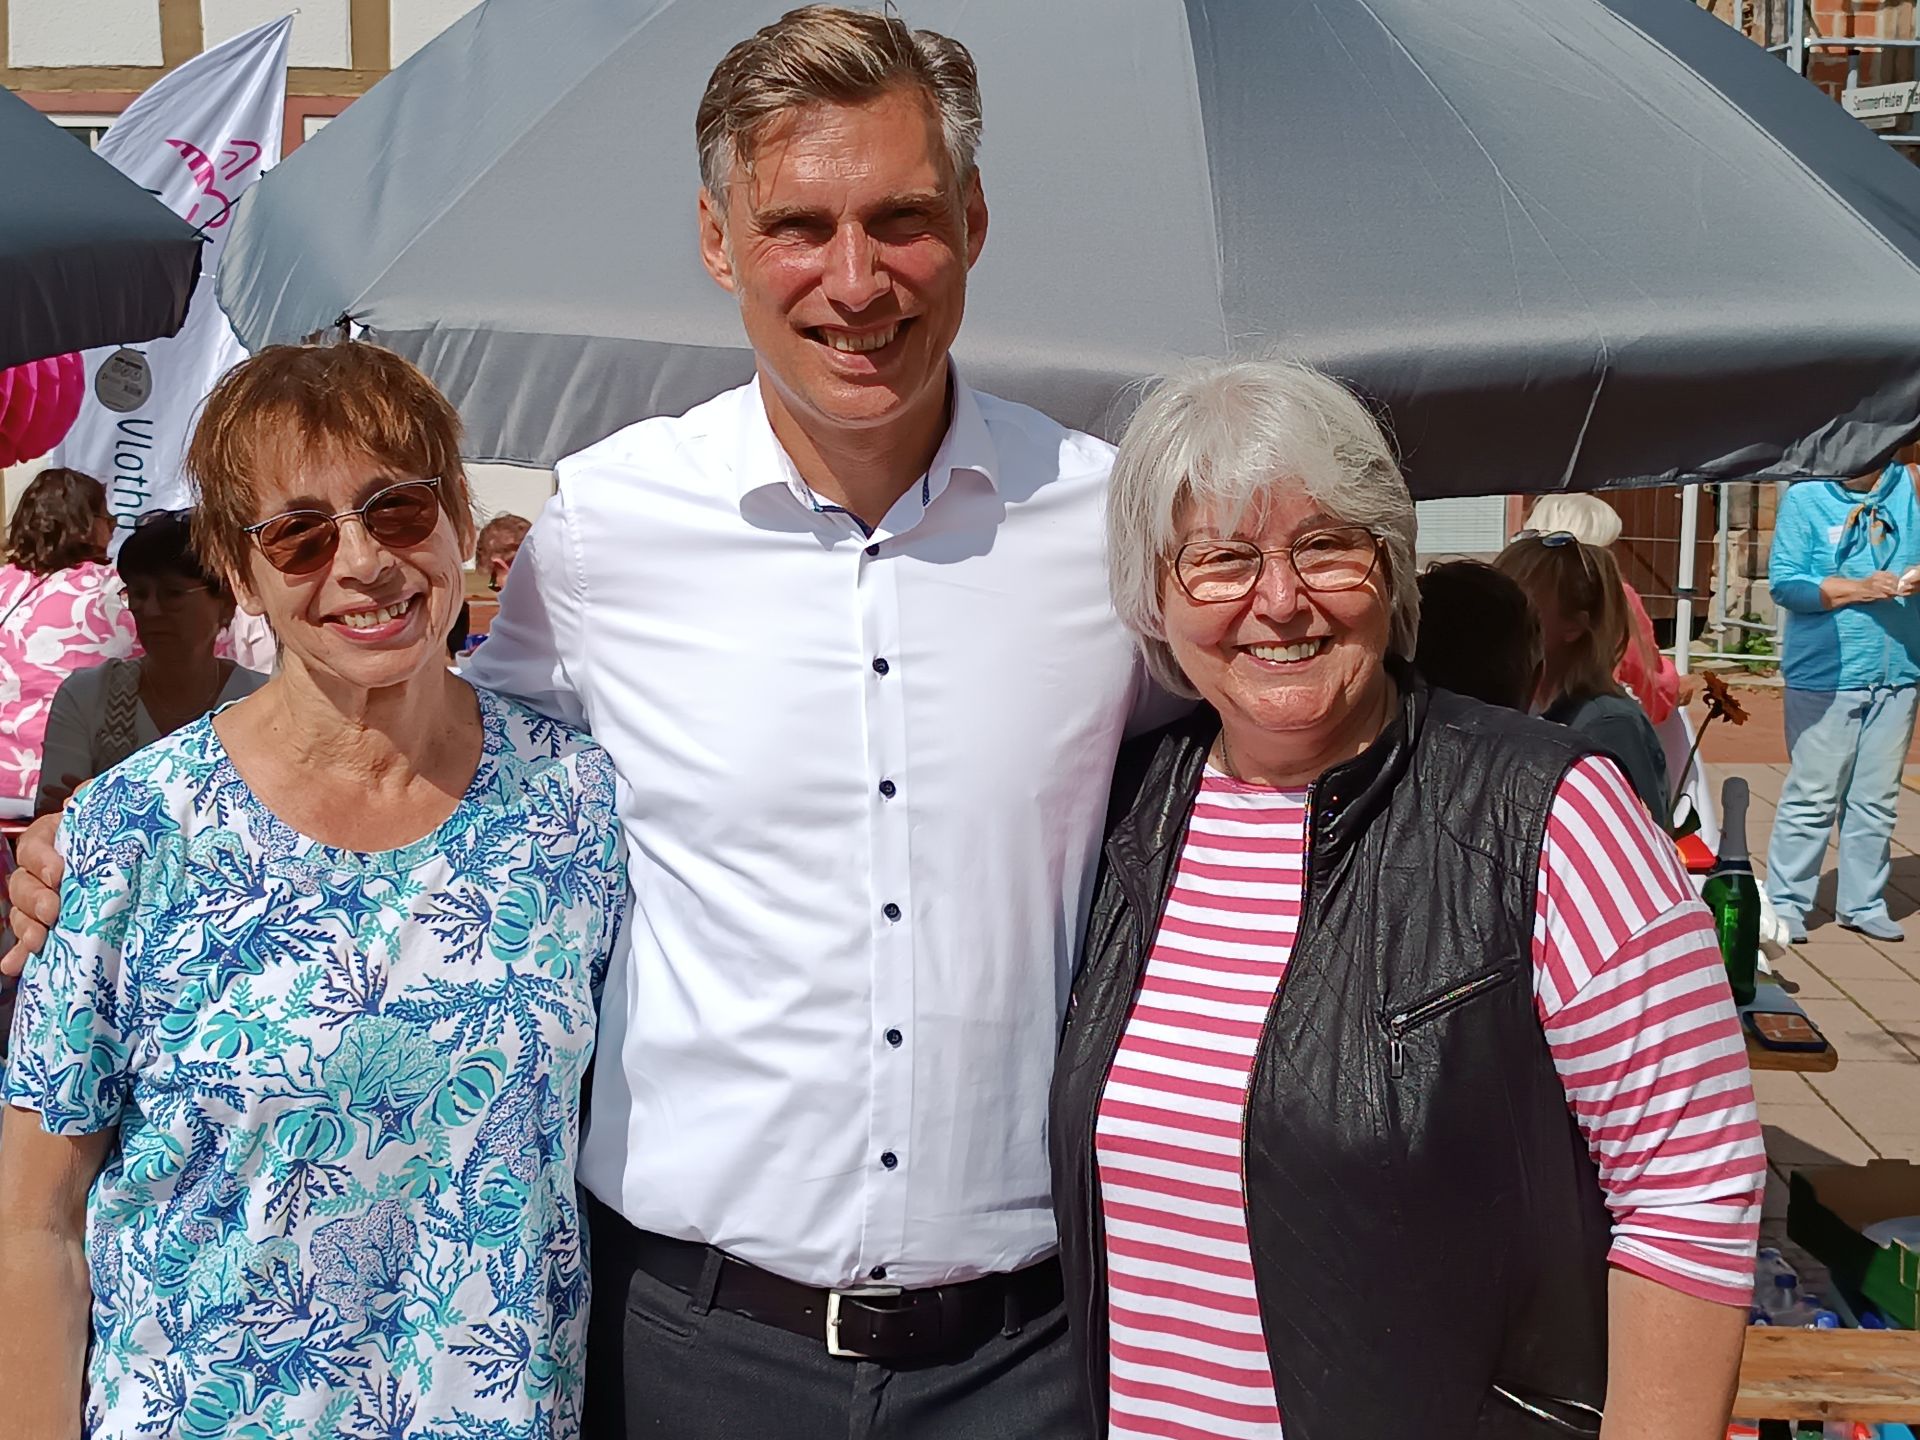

{"left": 1093, "top": 755, "right": 1764, "bottom": 1440}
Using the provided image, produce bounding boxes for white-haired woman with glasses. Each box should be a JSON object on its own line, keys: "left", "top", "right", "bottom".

{"left": 0, "top": 342, "right": 627, "bottom": 1440}
{"left": 1049, "top": 358, "right": 1762, "bottom": 1440}
{"left": 1496, "top": 532, "right": 1671, "bottom": 819}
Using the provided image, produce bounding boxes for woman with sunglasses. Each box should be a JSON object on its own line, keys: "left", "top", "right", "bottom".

{"left": 1496, "top": 531, "right": 1672, "bottom": 821}
{"left": 1052, "top": 359, "right": 1761, "bottom": 1440}
{"left": 1521, "top": 493, "right": 1679, "bottom": 725}
{"left": 1519, "top": 493, "right": 1724, "bottom": 851}
{"left": 33, "top": 510, "right": 266, "bottom": 815}
{"left": 0, "top": 342, "right": 627, "bottom": 1440}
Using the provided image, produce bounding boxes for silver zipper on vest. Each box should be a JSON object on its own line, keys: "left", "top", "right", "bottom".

{"left": 1385, "top": 968, "right": 1508, "bottom": 1078}
{"left": 1490, "top": 1384, "right": 1603, "bottom": 1436}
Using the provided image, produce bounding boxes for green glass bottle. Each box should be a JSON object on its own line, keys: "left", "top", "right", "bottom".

{"left": 1701, "top": 776, "right": 1760, "bottom": 1008}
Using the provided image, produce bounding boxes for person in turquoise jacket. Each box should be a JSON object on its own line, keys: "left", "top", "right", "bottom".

{"left": 1766, "top": 463, "right": 1920, "bottom": 943}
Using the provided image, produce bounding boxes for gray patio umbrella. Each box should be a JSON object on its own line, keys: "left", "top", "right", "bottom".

{"left": 1, "top": 87, "right": 202, "bottom": 371}
{"left": 219, "top": 0, "right": 1920, "bottom": 498}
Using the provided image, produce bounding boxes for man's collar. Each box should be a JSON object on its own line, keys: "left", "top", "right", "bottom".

{"left": 924, "top": 371, "right": 1000, "bottom": 497}
{"left": 731, "top": 365, "right": 1002, "bottom": 511}
{"left": 731, "top": 374, "right": 808, "bottom": 506}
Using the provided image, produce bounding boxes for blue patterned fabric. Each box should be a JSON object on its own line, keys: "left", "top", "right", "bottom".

{"left": 4, "top": 685, "right": 627, "bottom": 1440}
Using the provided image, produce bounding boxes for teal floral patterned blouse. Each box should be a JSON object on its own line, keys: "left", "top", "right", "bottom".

{"left": 4, "top": 685, "right": 627, "bottom": 1440}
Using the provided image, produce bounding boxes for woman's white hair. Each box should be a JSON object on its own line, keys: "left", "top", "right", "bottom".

{"left": 1523, "top": 492, "right": 1622, "bottom": 548}
{"left": 1107, "top": 357, "right": 1419, "bottom": 699}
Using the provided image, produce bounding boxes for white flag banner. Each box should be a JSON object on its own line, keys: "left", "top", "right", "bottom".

{"left": 50, "top": 15, "right": 292, "bottom": 537}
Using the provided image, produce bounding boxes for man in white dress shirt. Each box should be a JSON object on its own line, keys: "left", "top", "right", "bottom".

{"left": 508, "top": 10, "right": 1170, "bottom": 1434}
{"left": 5, "top": 8, "right": 1162, "bottom": 1436}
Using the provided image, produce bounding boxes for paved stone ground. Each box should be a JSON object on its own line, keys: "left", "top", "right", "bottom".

{"left": 1690, "top": 680, "right": 1920, "bottom": 767}
{"left": 1701, "top": 751, "right": 1920, "bottom": 1309}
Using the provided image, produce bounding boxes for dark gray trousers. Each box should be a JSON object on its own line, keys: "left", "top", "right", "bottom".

{"left": 583, "top": 1198, "right": 1088, "bottom": 1440}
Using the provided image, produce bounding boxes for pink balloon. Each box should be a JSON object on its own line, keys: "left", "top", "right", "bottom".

{"left": 0, "top": 359, "right": 40, "bottom": 469}
{"left": 42, "top": 353, "right": 85, "bottom": 454}
{"left": 13, "top": 353, "right": 83, "bottom": 464}
{"left": 0, "top": 368, "right": 13, "bottom": 468}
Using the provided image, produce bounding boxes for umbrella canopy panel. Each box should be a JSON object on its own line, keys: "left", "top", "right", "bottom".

{"left": 218, "top": 0, "right": 1920, "bottom": 497}
{"left": 1, "top": 88, "right": 203, "bottom": 371}
{"left": 1192, "top": 0, "right": 1920, "bottom": 494}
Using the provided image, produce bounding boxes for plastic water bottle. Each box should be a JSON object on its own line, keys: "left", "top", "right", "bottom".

{"left": 1756, "top": 1247, "right": 1796, "bottom": 1291}
{"left": 1750, "top": 1252, "right": 1794, "bottom": 1324}
{"left": 1777, "top": 1300, "right": 1838, "bottom": 1327}
{"left": 1762, "top": 1276, "right": 1842, "bottom": 1328}
{"left": 1758, "top": 1269, "right": 1801, "bottom": 1320}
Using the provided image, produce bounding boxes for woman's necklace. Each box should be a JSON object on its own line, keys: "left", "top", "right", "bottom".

{"left": 1214, "top": 730, "right": 1241, "bottom": 781}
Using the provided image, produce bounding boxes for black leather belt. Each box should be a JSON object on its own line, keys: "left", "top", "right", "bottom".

{"left": 600, "top": 1205, "right": 1061, "bottom": 1362}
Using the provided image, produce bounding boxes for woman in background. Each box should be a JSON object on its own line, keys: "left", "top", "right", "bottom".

{"left": 0, "top": 468, "right": 137, "bottom": 819}
{"left": 1764, "top": 464, "right": 1920, "bottom": 944}
{"left": 474, "top": 513, "right": 531, "bottom": 592}
{"left": 1497, "top": 531, "right": 1672, "bottom": 819}
{"left": 1414, "top": 559, "right": 1541, "bottom": 710}
{"left": 1521, "top": 492, "right": 1717, "bottom": 846}
{"left": 1523, "top": 493, "right": 1677, "bottom": 720}
{"left": 35, "top": 510, "right": 266, "bottom": 814}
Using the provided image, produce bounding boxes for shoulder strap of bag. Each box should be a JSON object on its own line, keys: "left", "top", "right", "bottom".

{"left": 96, "top": 659, "right": 144, "bottom": 772}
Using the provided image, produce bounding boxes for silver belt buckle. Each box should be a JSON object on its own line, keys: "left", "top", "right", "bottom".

{"left": 825, "top": 1284, "right": 904, "bottom": 1358}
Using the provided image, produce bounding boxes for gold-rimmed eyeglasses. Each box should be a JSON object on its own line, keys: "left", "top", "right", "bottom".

{"left": 1173, "top": 526, "right": 1381, "bottom": 605}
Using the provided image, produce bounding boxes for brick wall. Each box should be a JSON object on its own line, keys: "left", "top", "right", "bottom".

{"left": 1806, "top": 0, "right": 1916, "bottom": 92}
{"left": 1707, "top": 0, "right": 1918, "bottom": 92}
{"left": 1718, "top": 482, "right": 1781, "bottom": 635}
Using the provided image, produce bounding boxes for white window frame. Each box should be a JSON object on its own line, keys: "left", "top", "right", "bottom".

{"left": 47, "top": 113, "right": 121, "bottom": 149}
{"left": 1415, "top": 495, "right": 1513, "bottom": 560}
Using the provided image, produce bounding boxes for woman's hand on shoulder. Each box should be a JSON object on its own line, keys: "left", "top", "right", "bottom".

{"left": 32, "top": 775, "right": 83, "bottom": 820}
{"left": 2, "top": 814, "right": 65, "bottom": 980}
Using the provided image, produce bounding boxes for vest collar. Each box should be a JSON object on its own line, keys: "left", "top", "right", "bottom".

{"left": 1120, "top": 656, "right": 1429, "bottom": 874}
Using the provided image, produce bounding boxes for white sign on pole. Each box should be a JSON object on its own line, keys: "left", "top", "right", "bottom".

{"left": 1842, "top": 81, "right": 1920, "bottom": 128}
{"left": 48, "top": 15, "right": 292, "bottom": 537}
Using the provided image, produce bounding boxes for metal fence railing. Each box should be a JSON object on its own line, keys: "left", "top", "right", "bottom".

{"left": 1610, "top": 481, "right": 1783, "bottom": 678}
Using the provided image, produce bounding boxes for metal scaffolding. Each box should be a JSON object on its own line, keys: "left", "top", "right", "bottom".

{"left": 1666, "top": 4, "right": 1915, "bottom": 674}
{"left": 1743, "top": 0, "right": 1920, "bottom": 146}
{"left": 1668, "top": 483, "right": 1781, "bottom": 678}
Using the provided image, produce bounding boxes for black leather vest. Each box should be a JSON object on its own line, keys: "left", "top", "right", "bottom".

{"left": 1049, "top": 669, "right": 1617, "bottom": 1440}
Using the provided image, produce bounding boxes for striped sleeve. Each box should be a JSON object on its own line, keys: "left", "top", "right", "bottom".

{"left": 1533, "top": 755, "right": 1765, "bottom": 1308}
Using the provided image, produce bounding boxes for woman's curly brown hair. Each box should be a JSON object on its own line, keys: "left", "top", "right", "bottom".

{"left": 5, "top": 467, "right": 109, "bottom": 574}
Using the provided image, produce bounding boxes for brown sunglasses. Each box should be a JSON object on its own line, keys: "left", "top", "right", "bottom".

{"left": 243, "top": 479, "right": 444, "bottom": 575}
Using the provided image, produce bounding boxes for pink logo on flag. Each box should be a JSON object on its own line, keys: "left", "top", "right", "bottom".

{"left": 163, "top": 138, "right": 266, "bottom": 228}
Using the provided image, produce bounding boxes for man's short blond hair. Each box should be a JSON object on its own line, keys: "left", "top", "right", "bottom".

{"left": 696, "top": 5, "right": 983, "bottom": 206}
